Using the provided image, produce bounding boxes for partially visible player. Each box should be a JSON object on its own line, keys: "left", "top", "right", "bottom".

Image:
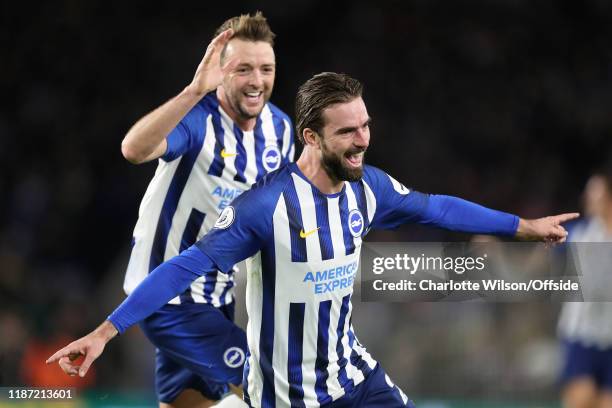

{"left": 48, "top": 73, "right": 577, "bottom": 407}
{"left": 62, "top": 12, "right": 293, "bottom": 408}
{"left": 558, "top": 162, "right": 612, "bottom": 408}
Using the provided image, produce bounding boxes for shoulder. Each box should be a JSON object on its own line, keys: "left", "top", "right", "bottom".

{"left": 361, "top": 165, "right": 410, "bottom": 194}
{"left": 265, "top": 101, "right": 292, "bottom": 124}
{"left": 233, "top": 163, "right": 295, "bottom": 209}
{"left": 194, "top": 92, "right": 220, "bottom": 116}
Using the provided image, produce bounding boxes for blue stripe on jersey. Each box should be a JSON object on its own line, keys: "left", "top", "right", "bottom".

{"left": 254, "top": 118, "right": 266, "bottom": 180}
{"left": 348, "top": 323, "right": 373, "bottom": 378}
{"left": 283, "top": 185, "right": 308, "bottom": 263}
{"left": 315, "top": 300, "right": 332, "bottom": 404}
{"left": 312, "top": 188, "right": 334, "bottom": 260}
{"left": 287, "top": 303, "right": 306, "bottom": 408}
{"left": 260, "top": 245, "right": 277, "bottom": 407}
{"left": 179, "top": 208, "right": 207, "bottom": 252}
{"left": 338, "top": 193, "right": 356, "bottom": 255}
{"left": 271, "top": 111, "right": 286, "bottom": 153}
{"left": 336, "top": 294, "right": 354, "bottom": 394}
{"left": 202, "top": 271, "right": 218, "bottom": 303}
{"left": 178, "top": 208, "right": 207, "bottom": 304}
{"left": 207, "top": 99, "right": 226, "bottom": 177}
{"left": 148, "top": 119, "right": 207, "bottom": 272}
{"left": 233, "top": 124, "right": 247, "bottom": 183}
{"left": 351, "top": 182, "right": 370, "bottom": 232}
{"left": 242, "top": 356, "right": 252, "bottom": 404}
{"left": 218, "top": 277, "right": 234, "bottom": 306}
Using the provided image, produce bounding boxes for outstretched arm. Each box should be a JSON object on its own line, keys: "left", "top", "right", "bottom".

{"left": 46, "top": 186, "right": 274, "bottom": 377}
{"left": 121, "top": 29, "right": 237, "bottom": 164}
{"left": 422, "top": 194, "right": 579, "bottom": 242}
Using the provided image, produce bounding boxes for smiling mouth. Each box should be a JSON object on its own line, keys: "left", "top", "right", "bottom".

{"left": 244, "top": 91, "right": 263, "bottom": 104}
{"left": 345, "top": 152, "right": 364, "bottom": 167}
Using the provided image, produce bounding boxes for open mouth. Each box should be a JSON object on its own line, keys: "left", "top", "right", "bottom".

{"left": 345, "top": 151, "right": 364, "bottom": 168}
{"left": 244, "top": 91, "right": 263, "bottom": 105}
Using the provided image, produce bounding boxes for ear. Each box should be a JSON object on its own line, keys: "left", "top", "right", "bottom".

{"left": 302, "top": 128, "right": 320, "bottom": 148}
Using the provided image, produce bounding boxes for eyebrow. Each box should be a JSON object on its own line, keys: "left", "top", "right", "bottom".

{"left": 334, "top": 117, "right": 372, "bottom": 135}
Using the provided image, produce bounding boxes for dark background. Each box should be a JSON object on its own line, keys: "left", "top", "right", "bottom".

{"left": 1, "top": 0, "right": 611, "bottom": 405}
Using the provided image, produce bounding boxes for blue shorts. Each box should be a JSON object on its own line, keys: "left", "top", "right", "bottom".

{"left": 560, "top": 340, "right": 612, "bottom": 390}
{"left": 139, "top": 302, "right": 248, "bottom": 403}
{"left": 329, "top": 364, "right": 416, "bottom": 407}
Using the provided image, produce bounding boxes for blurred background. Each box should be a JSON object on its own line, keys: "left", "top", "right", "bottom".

{"left": 2, "top": 0, "right": 612, "bottom": 406}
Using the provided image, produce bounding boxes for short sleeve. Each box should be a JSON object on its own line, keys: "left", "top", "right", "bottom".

{"left": 162, "top": 103, "right": 209, "bottom": 162}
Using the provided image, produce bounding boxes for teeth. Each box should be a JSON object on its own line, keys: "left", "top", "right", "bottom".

{"left": 246, "top": 92, "right": 261, "bottom": 97}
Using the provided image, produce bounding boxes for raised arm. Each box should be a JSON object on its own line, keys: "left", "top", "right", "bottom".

{"left": 121, "top": 29, "right": 236, "bottom": 164}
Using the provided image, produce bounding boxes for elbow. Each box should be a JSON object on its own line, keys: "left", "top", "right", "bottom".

{"left": 121, "top": 140, "right": 146, "bottom": 164}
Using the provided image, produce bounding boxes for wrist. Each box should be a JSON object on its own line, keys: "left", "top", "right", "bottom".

{"left": 515, "top": 218, "right": 534, "bottom": 240}
{"left": 95, "top": 321, "right": 119, "bottom": 342}
{"left": 182, "top": 83, "right": 211, "bottom": 99}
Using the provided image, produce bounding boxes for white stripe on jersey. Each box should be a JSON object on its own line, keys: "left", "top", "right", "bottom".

{"left": 219, "top": 108, "right": 239, "bottom": 181}
{"left": 123, "top": 159, "right": 181, "bottom": 295}
{"left": 272, "top": 194, "right": 292, "bottom": 407}
{"left": 327, "top": 197, "right": 346, "bottom": 258}
{"left": 243, "top": 130, "right": 258, "bottom": 186}
{"left": 261, "top": 105, "right": 280, "bottom": 147}
{"left": 341, "top": 300, "right": 365, "bottom": 387}
{"left": 292, "top": 173, "right": 322, "bottom": 262}
{"left": 351, "top": 328, "right": 377, "bottom": 369}
{"left": 245, "top": 252, "right": 265, "bottom": 404}
{"left": 281, "top": 118, "right": 292, "bottom": 158}
{"left": 363, "top": 181, "right": 377, "bottom": 224}
{"left": 325, "top": 295, "right": 346, "bottom": 401}
{"left": 301, "top": 301, "right": 320, "bottom": 406}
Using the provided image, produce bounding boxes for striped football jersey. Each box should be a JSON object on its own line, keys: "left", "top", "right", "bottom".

{"left": 123, "top": 92, "right": 294, "bottom": 306}
{"left": 195, "top": 163, "right": 428, "bottom": 407}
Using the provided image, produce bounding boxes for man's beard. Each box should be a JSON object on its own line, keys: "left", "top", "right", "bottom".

{"left": 321, "top": 142, "right": 365, "bottom": 182}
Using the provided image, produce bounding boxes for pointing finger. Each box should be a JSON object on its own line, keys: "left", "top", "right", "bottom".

{"left": 46, "top": 345, "right": 78, "bottom": 365}
{"left": 552, "top": 213, "right": 580, "bottom": 224}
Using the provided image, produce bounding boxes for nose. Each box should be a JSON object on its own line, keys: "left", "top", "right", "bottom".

{"left": 249, "top": 69, "right": 264, "bottom": 88}
{"left": 354, "top": 127, "right": 369, "bottom": 148}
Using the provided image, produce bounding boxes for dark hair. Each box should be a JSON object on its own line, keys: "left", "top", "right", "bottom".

{"left": 295, "top": 72, "right": 363, "bottom": 144}
{"left": 215, "top": 11, "right": 275, "bottom": 50}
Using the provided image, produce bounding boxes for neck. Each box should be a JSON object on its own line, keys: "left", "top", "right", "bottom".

{"left": 296, "top": 146, "right": 344, "bottom": 194}
{"left": 216, "top": 88, "right": 257, "bottom": 131}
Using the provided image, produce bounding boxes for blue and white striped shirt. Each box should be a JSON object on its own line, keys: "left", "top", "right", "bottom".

{"left": 110, "top": 162, "right": 518, "bottom": 407}
{"left": 123, "top": 92, "right": 294, "bottom": 306}
{"left": 195, "top": 163, "right": 512, "bottom": 407}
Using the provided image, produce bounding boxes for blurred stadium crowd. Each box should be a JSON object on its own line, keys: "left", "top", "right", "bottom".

{"left": 2, "top": 0, "right": 612, "bottom": 404}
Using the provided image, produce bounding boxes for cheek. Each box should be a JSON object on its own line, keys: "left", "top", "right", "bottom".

{"left": 264, "top": 76, "right": 275, "bottom": 90}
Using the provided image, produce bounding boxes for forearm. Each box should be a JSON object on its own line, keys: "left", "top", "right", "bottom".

{"left": 121, "top": 86, "right": 207, "bottom": 163}
{"left": 107, "top": 247, "right": 216, "bottom": 333}
{"left": 422, "top": 194, "right": 519, "bottom": 236}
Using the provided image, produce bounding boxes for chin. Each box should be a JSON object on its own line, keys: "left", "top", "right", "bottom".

{"left": 240, "top": 105, "right": 264, "bottom": 119}
{"left": 341, "top": 166, "right": 364, "bottom": 182}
